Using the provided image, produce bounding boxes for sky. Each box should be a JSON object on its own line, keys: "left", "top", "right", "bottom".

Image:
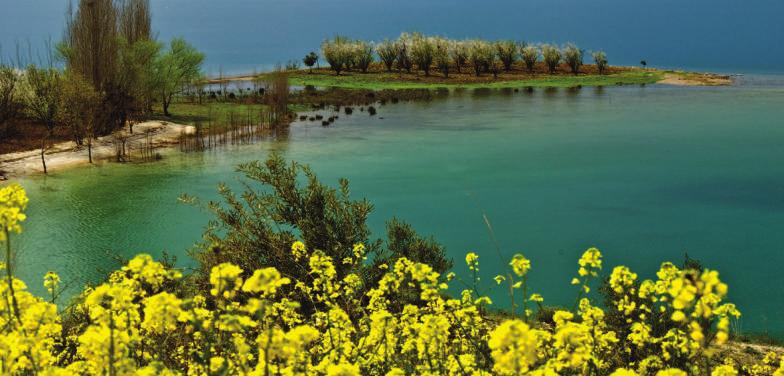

{"left": 1, "top": 0, "right": 783, "bottom": 74}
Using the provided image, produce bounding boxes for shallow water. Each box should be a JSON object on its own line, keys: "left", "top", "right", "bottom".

{"left": 11, "top": 77, "right": 784, "bottom": 337}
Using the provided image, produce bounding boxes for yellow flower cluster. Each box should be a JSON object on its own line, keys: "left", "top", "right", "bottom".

{"left": 0, "top": 184, "right": 768, "bottom": 375}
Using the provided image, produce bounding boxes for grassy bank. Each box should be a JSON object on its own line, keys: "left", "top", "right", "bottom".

{"left": 282, "top": 68, "right": 664, "bottom": 90}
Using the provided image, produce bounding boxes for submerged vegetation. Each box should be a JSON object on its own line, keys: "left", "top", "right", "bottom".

{"left": 0, "top": 156, "right": 778, "bottom": 375}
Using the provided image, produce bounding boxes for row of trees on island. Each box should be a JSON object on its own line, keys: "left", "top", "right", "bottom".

{"left": 0, "top": 0, "right": 205, "bottom": 173}
{"left": 315, "top": 33, "right": 609, "bottom": 77}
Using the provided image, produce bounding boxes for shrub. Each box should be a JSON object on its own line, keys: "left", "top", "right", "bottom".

{"left": 375, "top": 39, "right": 398, "bottom": 72}
{"left": 562, "top": 43, "right": 584, "bottom": 74}
{"left": 449, "top": 40, "right": 469, "bottom": 74}
{"left": 410, "top": 33, "right": 435, "bottom": 76}
{"left": 494, "top": 40, "right": 518, "bottom": 71}
{"left": 593, "top": 51, "right": 608, "bottom": 74}
{"left": 321, "top": 36, "right": 353, "bottom": 75}
{"left": 303, "top": 51, "right": 319, "bottom": 72}
{"left": 183, "top": 154, "right": 451, "bottom": 310}
{"left": 350, "top": 40, "right": 374, "bottom": 73}
{"left": 285, "top": 59, "right": 300, "bottom": 71}
{"left": 521, "top": 44, "right": 539, "bottom": 73}
{"left": 541, "top": 43, "right": 561, "bottom": 74}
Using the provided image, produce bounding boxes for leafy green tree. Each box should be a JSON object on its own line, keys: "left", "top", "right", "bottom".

{"left": 0, "top": 65, "right": 22, "bottom": 137}
{"left": 22, "top": 66, "right": 62, "bottom": 174}
{"left": 592, "top": 51, "right": 608, "bottom": 74}
{"left": 395, "top": 33, "right": 414, "bottom": 73}
{"left": 185, "top": 154, "right": 451, "bottom": 313}
{"left": 303, "top": 51, "right": 318, "bottom": 72}
{"left": 433, "top": 38, "right": 451, "bottom": 78}
{"left": 541, "top": 44, "right": 561, "bottom": 74}
{"left": 410, "top": 34, "right": 435, "bottom": 76}
{"left": 351, "top": 40, "right": 374, "bottom": 73}
{"left": 321, "top": 36, "right": 352, "bottom": 76}
{"left": 152, "top": 38, "right": 204, "bottom": 116}
{"left": 521, "top": 44, "right": 539, "bottom": 73}
{"left": 449, "top": 40, "right": 469, "bottom": 74}
{"left": 468, "top": 40, "right": 494, "bottom": 76}
{"left": 495, "top": 40, "right": 518, "bottom": 71}
{"left": 58, "top": 70, "right": 100, "bottom": 162}
{"left": 562, "top": 43, "right": 584, "bottom": 74}
{"left": 375, "top": 39, "right": 398, "bottom": 72}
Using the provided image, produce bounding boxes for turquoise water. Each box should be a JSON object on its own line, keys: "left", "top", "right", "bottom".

{"left": 11, "top": 78, "right": 784, "bottom": 337}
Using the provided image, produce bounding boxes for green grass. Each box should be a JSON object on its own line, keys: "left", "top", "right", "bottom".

{"left": 280, "top": 69, "right": 664, "bottom": 90}
{"left": 156, "top": 102, "right": 269, "bottom": 126}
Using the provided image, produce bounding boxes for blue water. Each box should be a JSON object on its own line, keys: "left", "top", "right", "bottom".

{"left": 2, "top": 0, "right": 783, "bottom": 75}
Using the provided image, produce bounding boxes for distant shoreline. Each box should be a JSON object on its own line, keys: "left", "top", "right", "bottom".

{"left": 212, "top": 64, "right": 732, "bottom": 90}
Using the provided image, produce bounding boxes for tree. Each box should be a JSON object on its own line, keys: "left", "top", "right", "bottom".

{"left": 321, "top": 36, "right": 352, "bottom": 76}
{"left": 375, "top": 40, "right": 398, "bottom": 72}
{"left": 22, "top": 66, "right": 62, "bottom": 174}
{"left": 495, "top": 40, "right": 518, "bottom": 71}
{"left": 303, "top": 51, "right": 318, "bottom": 73}
{"left": 351, "top": 41, "right": 374, "bottom": 73}
{"left": 541, "top": 44, "right": 561, "bottom": 74}
{"left": 410, "top": 34, "right": 435, "bottom": 76}
{"left": 592, "top": 51, "right": 608, "bottom": 74}
{"left": 0, "top": 65, "right": 22, "bottom": 137}
{"left": 152, "top": 38, "right": 204, "bottom": 116}
{"left": 468, "top": 40, "right": 494, "bottom": 77}
{"left": 433, "top": 38, "right": 450, "bottom": 78}
{"left": 562, "top": 43, "right": 583, "bottom": 75}
{"left": 521, "top": 44, "right": 539, "bottom": 73}
{"left": 395, "top": 33, "right": 413, "bottom": 73}
{"left": 58, "top": 71, "right": 100, "bottom": 162}
{"left": 449, "top": 40, "right": 468, "bottom": 74}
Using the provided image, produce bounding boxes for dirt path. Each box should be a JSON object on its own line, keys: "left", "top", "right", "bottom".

{"left": 0, "top": 120, "right": 194, "bottom": 179}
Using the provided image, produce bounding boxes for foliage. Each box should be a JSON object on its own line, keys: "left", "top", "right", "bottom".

{"left": 0, "top": 65, "right": 22, "bottom": 136}
{"left": 21, "top": 65, "right": 63, "bottom": 173}
{"left": 521, "top": 45, "right": 540, "bottom": 73}
{"left": 468, "top": 40, "right": 495, "bottom": 77}
{"left": 303, "top": 51, "right": 319, "bottom": 71}
{"left": 541, "top": 44, "right": 562, "bottom": 74}
{"left": 0, "top": 180, "right": 757, "bottom": 375}
{"left": 494, "top": 40, "right": 518, "bottom": 71}
{"left": 152, "top": 37, "right": 205, "bottom": 116}
{"left": 184, "top": 155, "right": 451, "bottom": 313}
{"left": 433, "top": 38, "right": 451, "bottom": 78}
{"left": 449, "top": 40, "right": 469, "bottom": 74}
{"left": 321, "top": 36, "right": 354, "bottom": 76}
{"left": 563, "top": 43, "right": 584, "bottom": 75}
{"left": 593, "top": 51, "right": 609, "bottom": 74}
{"left": 57, "top": 70, "right": 100, "bottom": 148}
{"left": 376, "top": 39, "right": 399, "bottom": 72}
{"left": 410, "top": 33, "right": 436, "bottom": 76}
{"left": 350, "top": 40, "right": 374, "bottom": 73}
{"left": 396, "top": 33, "right": 414, "bottom": 73}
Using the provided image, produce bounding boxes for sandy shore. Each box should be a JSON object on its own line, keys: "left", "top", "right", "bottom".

{"left": 0, "top": 120, "right": 193, "bottom": 179}
{"left": 658, "top": 72, "right": 733, "bottom": 86}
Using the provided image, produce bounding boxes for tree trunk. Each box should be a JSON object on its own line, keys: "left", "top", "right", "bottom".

{"left": 88, "top": 138, "right": 93, "bottom": 163}
{"left": 40, "top": 133, "right": 48, "bottom": 174}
